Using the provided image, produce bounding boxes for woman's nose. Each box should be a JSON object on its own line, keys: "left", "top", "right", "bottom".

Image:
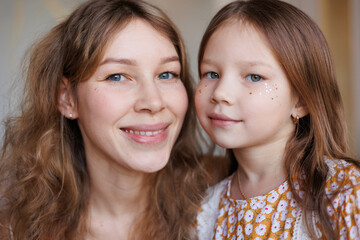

{"left": 134, "top": 80, "right": 165, "bottom": 113}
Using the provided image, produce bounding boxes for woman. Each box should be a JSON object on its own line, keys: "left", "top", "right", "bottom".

{"left": 0, "top": 0, "right": 207, "bottom": 239}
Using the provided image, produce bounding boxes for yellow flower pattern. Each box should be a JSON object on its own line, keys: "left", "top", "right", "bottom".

{"left": 212, "top": 160, "right": 360, "bottom": 240}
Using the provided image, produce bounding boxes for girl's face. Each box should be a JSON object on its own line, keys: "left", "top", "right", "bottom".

{"left": 195, "top": 21, "right": 298, "bottom": 152}
{"left": 74, "top": 19, "right": 188, "bottom": 173}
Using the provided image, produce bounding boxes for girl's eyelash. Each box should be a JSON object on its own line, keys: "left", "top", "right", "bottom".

{"left": 245, "top": 74, "right": 264, "bottom": 82}
{"left": 202, "top": 72, "right": 220, "bottom": 79}
{"left": 200, "top": 71, "right": 265, "bottom": 82}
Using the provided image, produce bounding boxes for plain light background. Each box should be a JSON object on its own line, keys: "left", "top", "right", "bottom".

{"left": 0, "top": 0, "right": 359, "bottom": 156}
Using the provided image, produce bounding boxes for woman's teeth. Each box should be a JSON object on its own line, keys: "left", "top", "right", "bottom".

{"left": 123, "top": 129, "right": 164, "bottom": 136}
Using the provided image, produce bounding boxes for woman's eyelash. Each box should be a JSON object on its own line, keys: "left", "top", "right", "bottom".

{"left": 104, "top": 71, "right": 180, "bottom": 82}
{"left": 158, "top": 71, "right": 180, "bottom": 80}
{"left": 105, "top": 73, "right": 126, "bottom": 82}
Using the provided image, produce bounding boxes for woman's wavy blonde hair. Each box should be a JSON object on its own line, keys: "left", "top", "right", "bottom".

{"left": 198, "top": 0, "right": 358, "bottom": 239}
{"left": 0, "top": 0, "right": 208, "bottom": 239}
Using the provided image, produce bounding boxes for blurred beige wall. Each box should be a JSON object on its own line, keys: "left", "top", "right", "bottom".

{"left": 0, "top": 0, "right": 85, "bottom": 138}
{"left": 318, "top": 0, "right": 360, "bottom": 156}
{"left": 352, "top": 0, "right": 360, "bottom": 158}
{"left": 0, "top": 0, "right": 359, "bottom": 156}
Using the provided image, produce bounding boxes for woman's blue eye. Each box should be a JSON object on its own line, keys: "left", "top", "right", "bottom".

{"left": 245, "top": 74, "right": 263, "bottom": 82}
{"left": 205, "top": 72, "right": 219, "bottom": 79}
{"left": 158, "top": 72, "right": 178, "bottom": 80}
{"left": 107, "top": 74, "right": 125, "bottom": 82}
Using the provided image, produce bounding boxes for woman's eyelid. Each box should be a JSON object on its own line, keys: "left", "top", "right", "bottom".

{"left": 158, "top": 62, "right": 180, "bottom": 76}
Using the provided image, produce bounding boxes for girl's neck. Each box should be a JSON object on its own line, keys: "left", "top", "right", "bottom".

{"left": 231, "top": 140, "right": 288, "bottom": 199}
{"left": 232, "top": 138, "right": 288, "bottom": 180}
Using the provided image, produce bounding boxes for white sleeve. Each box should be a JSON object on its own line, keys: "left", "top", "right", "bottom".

{"left": 197, "top": 179, "right": 227, "bottom": 240}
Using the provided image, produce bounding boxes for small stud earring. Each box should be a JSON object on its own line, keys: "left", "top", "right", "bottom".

{"left": 292, "top": 115, "right": 300, "bottom": 124}
{"left": 69, "top": 113, "right": 73, "bottom": 118}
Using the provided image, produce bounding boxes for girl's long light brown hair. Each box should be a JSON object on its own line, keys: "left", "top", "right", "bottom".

{"left": 0, "top": 0, "right": 208, "bottom": 239}
{"left": 198, "top": 0, "right": 358, "bottom": 239}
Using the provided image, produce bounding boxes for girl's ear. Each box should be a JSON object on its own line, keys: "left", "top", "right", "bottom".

{"left": 291, "top": 97, "right": 308, "bottom": 119}
{"left": 58, "top": 78, "right": 78, "bottom": 119}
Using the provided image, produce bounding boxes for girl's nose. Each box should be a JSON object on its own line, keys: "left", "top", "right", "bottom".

{"left": 210, "top": 77, "right": 234, "bottom": 105}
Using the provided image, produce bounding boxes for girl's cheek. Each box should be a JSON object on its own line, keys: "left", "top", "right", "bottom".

{"left": 196, "top": 80, "right": 207, "bottom": 94}
{"left": 196, "top": 80, "right": 211, "bottom": 100}
{"left": 248, "top": 82, "right": 279, "bottom": 101}
{"left": 195, "top": 81, "right": 210, "bottom": 112}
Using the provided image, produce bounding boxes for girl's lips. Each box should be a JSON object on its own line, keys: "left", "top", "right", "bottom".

{"left": 208, "top": 113, "right": 242, "bottom": 127}
{"left": 120, "top": 123, "right": 169, "bottom": 144}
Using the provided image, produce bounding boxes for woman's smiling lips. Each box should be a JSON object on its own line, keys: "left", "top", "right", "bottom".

{"left": 120, "top": 123, "right": 169, "bottom": 144}
{"left": 208, "top": 113, "right": 242, "bottom": 127}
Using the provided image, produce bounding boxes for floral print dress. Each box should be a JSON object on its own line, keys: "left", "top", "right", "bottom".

{"left": 209, "top": 160, "right": 360, "bottom": 240}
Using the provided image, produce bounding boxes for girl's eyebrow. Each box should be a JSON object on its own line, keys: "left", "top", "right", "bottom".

{"left": 201, "top": 58, "right": 217, "bottom": 66}
{"left": 99, "top": 56, "right": 179, "bottom": 66}
{"left": 242, "top": 61, "right": 272, "bottom": 69}
{"left": 202, "top": 58, "right": 272, "bottom": 69}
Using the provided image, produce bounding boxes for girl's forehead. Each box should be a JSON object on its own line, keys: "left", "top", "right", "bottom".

{"left": 217, "top": 19, "right": 264, "bottom": 39}
{"left": 206, "top": 20, "right": 274, "bottom": 58}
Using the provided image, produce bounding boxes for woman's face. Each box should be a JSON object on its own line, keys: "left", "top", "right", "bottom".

{"left": 74, "top": 19, "right": 188, "bottom": 173}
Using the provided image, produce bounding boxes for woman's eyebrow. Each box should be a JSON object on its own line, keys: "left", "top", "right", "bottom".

{"left": 160, "top": 56, "right": 180, "bottom": 64}
{"left": 99, "top": 58, "right": 137, "bottom": 66}
{"left": 99, "top": 56, "right": 179, "bottom": 66}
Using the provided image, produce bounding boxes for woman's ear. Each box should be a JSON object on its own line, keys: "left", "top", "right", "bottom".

{"left": 58, "top": 78, "right": 78, "bottom": 119}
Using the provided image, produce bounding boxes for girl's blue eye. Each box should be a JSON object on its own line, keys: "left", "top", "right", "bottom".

{"left": 245, "top": 74, "right": 263, "bottom": 82}
{"left": 205, "top": 72, "right": 219, "bottom": 79}
{"left": 158, "top": 72, "right": 178, "bottom": 80}
{"left": 107, "top": 74, "right": 126, "bottom": 82}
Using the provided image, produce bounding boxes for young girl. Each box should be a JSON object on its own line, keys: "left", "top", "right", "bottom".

{"left": 0, "top": 0, "right": 207, "bottom": 239}
{"left": 195, "top": 0, "right": 360, "bottom": 239}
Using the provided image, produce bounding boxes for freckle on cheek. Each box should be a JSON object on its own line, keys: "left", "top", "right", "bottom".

{"left": 198, "top": 89, "right": 202, "bottom": 94}
{"left": 249, "top": 92, "right": 252, "bottom": 95}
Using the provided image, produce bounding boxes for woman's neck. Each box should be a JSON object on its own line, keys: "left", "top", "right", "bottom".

{"left": 85, "top": 159, "right": 150, "bottom": 239}
{"left": 89, "top": 170, "right": 148, "bottom": 215}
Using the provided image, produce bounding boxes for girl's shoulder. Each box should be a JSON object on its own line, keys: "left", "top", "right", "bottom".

{"left": 321, "top": 158, "right": 360, "bottom": 238}
{"left": 325, "top": 158, "right": 360, "bottom": 195}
